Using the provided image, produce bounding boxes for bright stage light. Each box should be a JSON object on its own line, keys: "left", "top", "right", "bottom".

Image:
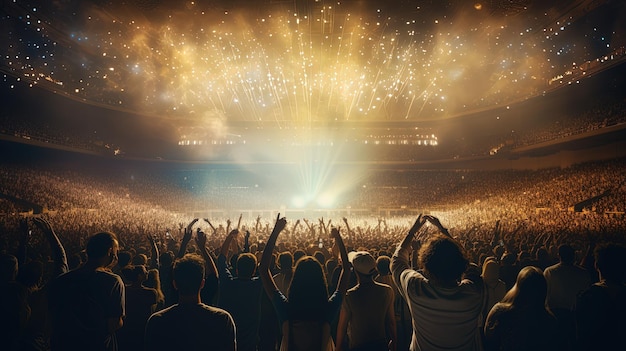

{"left": 316, "top": 193, "right": 335, "bottom": 208}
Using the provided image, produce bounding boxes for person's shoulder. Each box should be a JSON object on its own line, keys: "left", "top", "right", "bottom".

{"left": 487, "top": 302, "right": 511, "bottom": 319}
{"left": 543, "top": 263, "right": 559, "bottom": 274}
{"left": 373, "top": 280, "right": 392, "bottom": 289}
{"left": 94, "top": 269, "right": 124, "bottom": 285}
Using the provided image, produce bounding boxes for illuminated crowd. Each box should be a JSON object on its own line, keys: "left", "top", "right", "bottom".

{"left": 1, "top": 156, "right": 626, "bottom": 350}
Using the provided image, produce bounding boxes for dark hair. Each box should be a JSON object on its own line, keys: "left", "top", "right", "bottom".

{"left": 237, "top": 253, "right": 257, "bottom": 279}
{"left": 288, "top": 256, "right": 329, "bottom": 321}
{"left": 293, "top": 249, "right": 306, "bottom": 263}
{"left": 594, "top": 243, "right": 626, "bottom": 283}
{"left": 501, "top": 266, "right": 547, "bottom": 308}
{"left": 376, "top": 255, "right": 391, "bottom": 275}
{"left": 173, "top": 253, "right": 205, "bottom": 295}
{"left": 558, "top": 245, "right": 575, "bottom": 265}
{"left": 117, "top": 251, "right": 133, "bottom": 268}
{"left": 86, "top": 232, "right": 118, "bottom": 260}
{"left": 278, "top": 252, "right": 294, "bottom": 272}
{"left": 122, "top": 265, "right": 147, "bottom": 282}
{"left": 419, "top": 234, "right": 468, "bottom": 284}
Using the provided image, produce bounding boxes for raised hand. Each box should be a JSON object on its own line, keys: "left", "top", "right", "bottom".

{"left": 195, "top": 228, "right": 207, "bottom": 249}
{"left": 272, "top": 214, "right": 287, "bottom": 234}
{"left": 409, "top": 214, "right": 426, "bottom": 236}
{"left": 423, "top": 215, "right": 451, "bottom": 237}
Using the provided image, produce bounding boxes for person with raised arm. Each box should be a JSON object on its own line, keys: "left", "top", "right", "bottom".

{"left": 391, "top": 214, "right": 484, "bottom": 351}
{"left": 260, "top": 215, "right": 350, "bottom": 351}
{"left": 217, "top": 225, "right": 263, "bottom": 351}
{"left": 48, "top": 231, "right": 125, "bottom": 351}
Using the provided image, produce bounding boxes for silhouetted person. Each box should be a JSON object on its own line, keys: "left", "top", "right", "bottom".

{"left": 145, "top": 253, "right": 236, "bottom": 351}
{"left": 544, "top": 244, "right": 590, "bottom": 350}
{"left": 484, "top": 266, "right": 562, "bottom": 351}
{"left": 336, "top": 251, "right": 396, "bottom": 351}
{"left": 48, "top": 231, "right": 125, "bottom": 351}
{"left": 575, "top": 243, "right": 626, "bottom": 351}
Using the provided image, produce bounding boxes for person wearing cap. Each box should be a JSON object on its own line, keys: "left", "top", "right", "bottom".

{"left": 336, "top": 251, "right": 397, "bottom": 351}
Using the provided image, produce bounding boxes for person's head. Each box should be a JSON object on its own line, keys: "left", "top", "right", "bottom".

{"left": 278, "top": 251, "right": 294, "bottom": 274}
{"left": 117, "top": 251, "right": 133, "bottom": 269}
{"left": 86, "top": 232, "right": 119, "bottom": 269}
{"left": 481, "top": 259, "right": 500, "bottom": 283}
{"left": 502, "top": 266, "right": 547, "bottom": 308}
{"left": 293, "top": 249, "right": 306, "bottom": 263}
{"left": 419, "top": 234, "right": 468, "bottom": 286}
{"left": 288, "top": 256, "right": 328, "bottom": 320}
{"left": 376, "top": 255, "right": 391, "bottom": 276}
{"left": 594, "top": 243, "right": 626, "bottom": 283}
{"left": 348, "top": 251, "right": 377, "bottom": 280}
{"left": 236, "top": 253, "right": 257, "bottom": 279}
{"left": 325, "top": 258, "right": 337, "bottom": 278}
{"left": 173, "top": 253, "right": 205, "bottom": 296}
{"left": 0, "top": 254, "right": 18, "bottom": 281}
{"left": 558, "top": 244, "right": 576, "bottom": 265}
{"left": 122, "top": 265, "right": 148, "bottom": 284}
{"left": 159, "top": 251, "right": 174, "bottom": 269}
{"left": 132, "top": 253, "right": 148, "bottom": 266}
{"left": 313, "top": 251, "right": 326, "bottom": 267}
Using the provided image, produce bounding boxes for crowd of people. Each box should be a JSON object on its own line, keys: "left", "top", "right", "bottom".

{"left": 1, "top": 155, "right": 625, "bottom": 350}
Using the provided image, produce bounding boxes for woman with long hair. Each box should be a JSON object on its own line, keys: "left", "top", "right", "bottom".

{"left": 260, "top": 215, "right": 350, "bottom": 351}
{"left": 484, "top": 266, "right": 561, "bottom": 351}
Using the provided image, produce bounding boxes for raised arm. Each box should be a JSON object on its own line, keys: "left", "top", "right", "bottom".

{"left": 195, "top": 229, "right": 218, "bottom": 278}
{"left": 331, "top": 227, "right": 350, "bottom": 295}
{"left": 33, "top": 217, "right": 68, "bottom": 277}
{"left": 177, "top": 218, "right": 198, "bottom": 258}
{"left": 259, "top": 215, "right": 287, "bottom": 298}
{"left": 423, "top": 215, "right": 451, "bottom": 238}
{"left": 392, "top": 215, "right": 426, "bottom": 292}
{"left": 146, "top": 234, "right": 160, "bottom": 270}
{"left": 220, "top": 229, "right": 240, "bottom": 259}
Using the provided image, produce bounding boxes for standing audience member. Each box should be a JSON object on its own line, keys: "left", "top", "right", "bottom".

{"left": 543, "top": 244, "right": 591, "bottom": 350}
{"left": 218, "top": 228, "right": 264, "bottom": 351}
{"left": 336, "top": 251, "right": 397, "bottom": 351}
{"left": 575, "top": 243, "right": 626, "bottom": 351}
{"left": 481, "top": 258, "right": 507, "bottom": 328}
{"left": 391, "top": 215, "right": 484, "bottom": 351}
{"left": 117, "top": 265, "right": 158, "bottom": 351}
{"left": 17, "top": 217, "right": 68, "bottom": 351}
{"left": 0, "top": 253, "right": 30, "bottom": 351}
{"left": 260, "top": 215, "right": 351, "bottom": 351}
{"left": 484, "top": 266, "right": 562, "bottom": 351}
{"left": 48, "top": 231, "right": 125, "bottom": 351}
{"left": 145, "top": 253, "right": 236, "bottom": 351}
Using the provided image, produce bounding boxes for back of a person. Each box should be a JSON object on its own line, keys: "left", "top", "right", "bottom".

{"left": 344, "top": 281, "right": 394, "bottom": 350}
{"left": 575, "top": 281, "right": 626, "bottom": 350}
{"left": 145, "top": 303, "right": 236, "bottom": 351}
{"left": 117, "top": 285, "right": 157, "bottom": 351}
{"left": 485, "top": 303, "right": 559, "bottom": 351}
{"left": 406, "top": 279, "right": 483, "bottom": 351}
{"left": 48, "top": 269, "right": 122, "bottom": 351}
{"left": 218, "top": 277, "right": 263, "bottom": 351}
{"left": 281, "top": 318, "right": 334, "bottom": 351}
{"left": 544, "top": 262, "right": 590, "bottom": 311}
